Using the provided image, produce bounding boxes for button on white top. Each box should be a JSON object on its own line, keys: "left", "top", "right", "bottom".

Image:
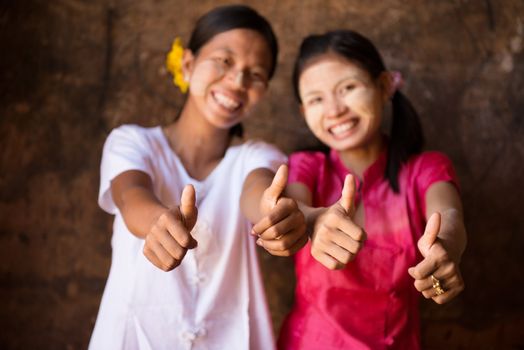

{"left": 90, "top": 125, "right": 284, "bottom": 350}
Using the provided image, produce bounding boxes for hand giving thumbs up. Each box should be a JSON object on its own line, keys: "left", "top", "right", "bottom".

{"left": 143, "top": 184, "right": 198, "bottom": 271}
{"left": 252, "top": 165, "right": 307, "bottom": 256}
{"left": 310, "top": 174, "right": 366, "bottom": 270}
{"left": 408, "top": 212, "right": 465, "bottom": 304}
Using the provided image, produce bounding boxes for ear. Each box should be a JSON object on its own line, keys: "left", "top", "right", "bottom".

{"left": 181, "top": 49, "right": 195, "bottom": 81}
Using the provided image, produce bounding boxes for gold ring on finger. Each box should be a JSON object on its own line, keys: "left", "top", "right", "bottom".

{"left": 431, "top": 274, "right": 445, "bottom": 296}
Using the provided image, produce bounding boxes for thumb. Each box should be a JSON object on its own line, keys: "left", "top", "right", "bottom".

{"left": 338, "top": 174, "right": 356, "bottom": 216}
{"left": 180, "top": 184, "right": 198, "bottom": 231}
{"left": 418, "top": 212, "right": 441, "bottom": 257}
{"left": 265, "top": 164, "right": 288, "bottom": 206}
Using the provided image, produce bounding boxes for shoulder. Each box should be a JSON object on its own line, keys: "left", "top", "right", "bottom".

{"left": 243, "top": 139, "right": 278, "bottom": 149}
{"left": 406, "top": 151, "right": 454, "bottom": 173}
{"left": 238, "top": 138, "right": 286, "bottom": 160}
{"left": 105, "top": 124, "right": 163, "bottom": 148}
{"left": 403, "top": 150, "right": 459, "bottom": 192}
{"left": 227, "top": 138, "right": 286, "bottom": 174}
{"left": 108, "top": 124, "right": 160, "bottom": 140}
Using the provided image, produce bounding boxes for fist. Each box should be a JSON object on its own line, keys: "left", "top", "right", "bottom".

{"left": 143, "top": 185, "right": 198, "bottom": 271}
{"left": 311, "top": 174, "right": 366, "bottom": 270}
{"left": 253, "top": 165, "right": 308, "bottom": 256}
{"left": 408, "top": 212, "right": 465, "bottom": 304}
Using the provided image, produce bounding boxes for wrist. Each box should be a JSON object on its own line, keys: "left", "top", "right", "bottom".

{"left": 302, "top": 206, "right": 327, "bottom": 238}
{"left": 439, "top": 235, "right": 465, "bottom": 264}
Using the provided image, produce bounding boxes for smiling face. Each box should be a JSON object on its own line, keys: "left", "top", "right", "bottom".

{"left": 182, "top": 28, "right": 272, "bottom": 130}
{"left": 298, "top": 54, "right": 389, "bottom": 152}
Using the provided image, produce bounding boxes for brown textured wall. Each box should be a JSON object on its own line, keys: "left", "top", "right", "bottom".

{"left": 1, "top": 0, "right": 523, "bottom": 348}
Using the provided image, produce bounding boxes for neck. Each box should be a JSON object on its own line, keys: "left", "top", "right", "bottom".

{"left": 164, "top": 100, "right": 233, "bottom": 180}
{"left": 337, "top": 134, "right": 384, "bottom": 179}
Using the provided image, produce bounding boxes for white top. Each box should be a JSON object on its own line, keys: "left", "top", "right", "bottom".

{"left": 89, "top": 125, "right": 286, "bottom": 350}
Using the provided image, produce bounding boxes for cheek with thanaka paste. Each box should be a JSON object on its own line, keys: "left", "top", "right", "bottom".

{"left": 304, "top": 105, "right": 326, "bottom": 139}
{"left": 342, "top": 89, "right": 376, "bottom": 117}
{"left": 188, "top": 60, "right": 226, "bottom": 97}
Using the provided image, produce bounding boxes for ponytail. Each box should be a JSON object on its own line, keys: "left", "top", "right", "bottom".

{"left": 386, "top": 91, "right": 424, "bottom": 192}
{"left": 292, "top": 30, "right": 425, "bottom": 193}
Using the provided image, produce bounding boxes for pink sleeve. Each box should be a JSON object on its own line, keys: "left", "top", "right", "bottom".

{"left": 414, "top": 152, "right": 460, "bottom": 213}
{"left": 288, "top": 152, "right": 319, "bottom": 191}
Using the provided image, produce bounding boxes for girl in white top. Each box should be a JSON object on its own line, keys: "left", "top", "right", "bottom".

{"left": 89, "top": 5, "right": 307, "bottom": 350}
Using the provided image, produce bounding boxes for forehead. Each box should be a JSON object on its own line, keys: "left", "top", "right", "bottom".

{"left": 198, "top": 28, "right": 272, "bottom": 67}
{"left": 299, "top": 54, "right": 370, "bottom": 90}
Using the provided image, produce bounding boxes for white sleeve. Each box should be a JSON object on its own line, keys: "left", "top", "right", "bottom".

{"left": 243, "top": 140, "right": 287, "bottom": 175}
{"left": 98, "top": 125, "right": 155, "bottom": 214}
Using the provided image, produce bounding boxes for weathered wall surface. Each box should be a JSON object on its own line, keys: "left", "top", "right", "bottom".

{"left": 1, "top": 0, "right": 523, "bottom": 348}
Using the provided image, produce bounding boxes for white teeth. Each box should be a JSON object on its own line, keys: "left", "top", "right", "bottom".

{"left": 214, "top": 92, "right": 240, "bottom": 111}
{"left": 330, "top": 120, "right": 357, "bottom": 135}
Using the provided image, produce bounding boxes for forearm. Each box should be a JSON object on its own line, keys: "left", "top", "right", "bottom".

{"left": 297, "top": 202, "right": 326, "bottom": 237}
{"left": 240, "top": 168, "right": 274, "bottom": 223}
{"left": 115, "top": 185, "right": 169, "bottom": 239}
{"left": 436, "top": 208, "right": 467, "bottom": 262}
{"left": 425, "top": 181, "right": 468, "bottom": 263}
{"left": 284, "top": 181, "right": 324, "bottom": 237}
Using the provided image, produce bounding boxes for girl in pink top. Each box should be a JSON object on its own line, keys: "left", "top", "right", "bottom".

{"left": 276, "top": 30, "right": 467, "bottom": 349}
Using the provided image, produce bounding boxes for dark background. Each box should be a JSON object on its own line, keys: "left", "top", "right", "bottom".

{"left": 1, "top": 0, "right": 523, "bottom": 349}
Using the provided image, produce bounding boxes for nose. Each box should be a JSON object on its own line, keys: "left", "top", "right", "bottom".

{"left": 226, "top": 68, "right": 247, "bottom": 89}
{"left": 325, "top": 96, "right": 347, "bottom": 119}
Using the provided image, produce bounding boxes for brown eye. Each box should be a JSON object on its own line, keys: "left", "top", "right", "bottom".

{"left": 342, "top": 84, "right": 355, "bottom": 93}
{"left": 250, "top": 71, "right": 268, "bottom": 86}
{"left": 251, "top": 72, "right": 263, "bottom": 81}
{"left": 214, "top": 56, "right": 232, "bottom": 67}
{"left": 307, "top": 97, "right": 322, "bottom": 106}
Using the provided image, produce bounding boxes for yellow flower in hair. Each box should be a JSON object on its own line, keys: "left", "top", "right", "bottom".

{"left": 166, "top": 37, "right": 189, "bottom": 93}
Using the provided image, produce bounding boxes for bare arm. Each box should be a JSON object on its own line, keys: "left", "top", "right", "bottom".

{"left": 409, "top": 181, "right": 467, "bottom": 304}
{"left": 111, "top": 170, "right": 171, "bottom": 238}
{"left": 286, "top": 182, "right": 321, "bottom": 235}
{"left": 425, "top": 182, "right": 467, "bottom": 262}
{"left": 240, "top": 168, "right": 276, "bottom": 224}
{"left": 111, "top": 170, "right": 197, "bottom": 271}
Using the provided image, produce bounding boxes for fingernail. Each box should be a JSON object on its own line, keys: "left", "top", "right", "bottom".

{"left": 250, "top": 229, "right": 257, "bottom": 236}
{"left": 256, "top": 239, "right": 263, "bottom": 247}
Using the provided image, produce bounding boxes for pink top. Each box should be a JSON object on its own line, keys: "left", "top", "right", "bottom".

{"left": 278, "top": 147, "right": 458, "bottom": 350}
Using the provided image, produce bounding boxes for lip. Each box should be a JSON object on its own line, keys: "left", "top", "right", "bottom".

{"left": 211, "top": 89, "right": 244, "bottom": 113}
{"left": 327, "top": 118, "right": 359, "bottom": 138}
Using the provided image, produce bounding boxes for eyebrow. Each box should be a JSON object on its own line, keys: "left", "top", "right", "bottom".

{"left": 302, "top": 75, "right": 363, "bottom": 98}
{"left": 215, "top": 47, "right": 233, "bottom": 54}
{"left": 212, "top": 47, "right": 269, "bottom": 72}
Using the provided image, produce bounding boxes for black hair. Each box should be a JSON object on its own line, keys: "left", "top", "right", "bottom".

{"left": 187, "top": 5, "right": 279, "bottom": 138}
{"left": 188, "top": 5, "right": 278, "bottom": 78}
{"left": 292, "top": 30, "right": 424, "bottom": 193}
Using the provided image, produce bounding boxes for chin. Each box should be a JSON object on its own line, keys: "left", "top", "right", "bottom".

{"left": 211, "top": 117, "right": 243, "bottom": 130}
{"left": 330, "top": 139, "right": 363, "bottom": 152}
